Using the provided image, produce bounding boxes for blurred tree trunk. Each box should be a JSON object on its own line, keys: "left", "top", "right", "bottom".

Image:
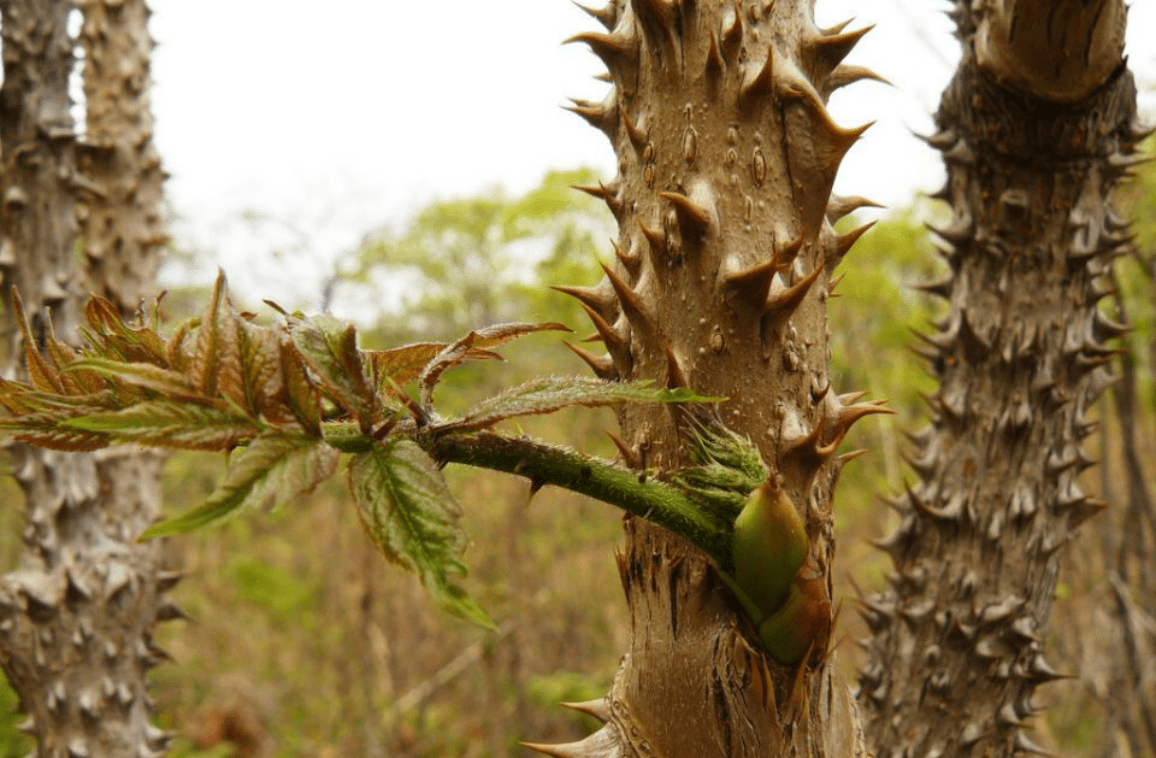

{"left": 533, "top": 0, "right": 882, "bottom": 754}
{"left": 859, "top": 0, "right": 1140, "bottom": 754}
{"left": 0, "top": 1, "right": 174, "bottom": 756}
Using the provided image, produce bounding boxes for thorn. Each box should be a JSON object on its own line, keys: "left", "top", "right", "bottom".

{"left": 830, "top": 221, "right": 876, "bottom": 265}
{"left": 578, "top": 303, "right": 628, "bottom": 356}
{"left": 838, "top": 448, "right": 867, "bottom": 465}
{"left": 600, "top": 263, "right": 653, "bottom": 330}
{"left": 605, "top": 429, "right": 639, "bottom": 469}
{"left": 551, "top": 281, "right": 617, "bottom": 318}
{"left": 562, "top": 94, "right": 617, "bottom": 137}
{"left": 740, "top": 48, "right": 776, "bottom": 101}
{"left": 562, "top": 340, "right": 617, "bottom": 380}
{"left": 809, "top": 25, "right": 874, "bottom": 78}
{"left": 926, "top": 215, "right": 972, "bottom": 245}
{"left": 562, "top": 31, "right": 634, "bottom": 70}
{"left": 912, "top": 276, "right": 953, "bottom": 301}
{"left": 764, "top": 263, "right": 824, "bottom": 321}
{"left": 621, "top": 107, "right": 648, "bottom": 148}
{"left": 826, "top": 195, "right": 884, "bottom": 224}
{"left": 706, "top": 31, "right": 725, "bottom": 75}
{"left": 828, "top": 272, "right": 845, "bottom": 297}
{"left": 155, "top": 599, "right": 190, "bottom": 623}
{"left": 572, "top": 182, "right": 622, "bottom": 218}
{"left": 820, "top": 18, "right": 854, "bottom": 35}
{"left": 722, "top": 257, "right": 778, "bottom": 309}
{"left": 836, "top": 399, "right": 893, "bottom": 435}
{"left": 572, "top": 0, "right": 616, "bottom": 30}
{"left": 774, "top": 232, "right": 806, "bottom": 269}
{"left": 664, "top": 347, "right": 691, "bottom": 389}
{"left": 822, "top": 65, "right": 889, "bottom": 97}
{"left": 520, "top": 740, "right": 596, "bottom": 758}
{"left": 610, "top": 237, "right": 640, "bottom": 272}
{"left": 1013, "top": 732, "right": 1057, "bottom": 756}
{"left": 560, "top": 698, "right": 611, "bottom": 723}
{"left": 636, "top": 217, "right": 667, "bottom": 259}
{"left": 720, "top": 5, "right": 743, "bottom": 56}
{"left": 659, "top": 190, "right": 713, "bottom": 238}
{"left": 914, "top": 128, "right": 957, "bottom": 150}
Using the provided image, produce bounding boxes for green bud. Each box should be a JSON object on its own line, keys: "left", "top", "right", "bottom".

{"left": 732, "top": 475, "right": 808, "bottom": 621}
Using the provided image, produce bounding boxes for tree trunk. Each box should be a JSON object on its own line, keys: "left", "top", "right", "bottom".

{"left": 859, "top": 1, "right": 1140, "bottom": 754}
{"left": 0, "top": 1, "right": 174, "bottom": 755}
{"left": 534, "top": 0, "right": 881, "bottom": 753}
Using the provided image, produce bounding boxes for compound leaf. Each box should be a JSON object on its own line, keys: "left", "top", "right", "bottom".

{"left": 349, "top": 438, "right": 494, "bottom": 630}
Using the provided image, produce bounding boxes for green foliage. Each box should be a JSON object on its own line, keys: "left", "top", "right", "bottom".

{"left": 0, "top": 272, "right": 719, "bottom": 631}
{"left": 349, "top": 438, "right": 491, "bottom": 628}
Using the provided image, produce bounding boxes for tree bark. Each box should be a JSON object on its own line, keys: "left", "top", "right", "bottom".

{"left": 859, "top": 1, "right": 1140, "bottom": 754}
{"left": 0, "top": 1, "right": 174, "bottom": 755}
{"left": 534, "top": 0, "right": 881, "bottom": 753}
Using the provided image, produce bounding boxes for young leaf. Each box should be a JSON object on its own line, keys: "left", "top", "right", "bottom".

{"left": 141, "top": 433, "right": 340, "bottom": 539}
{"left": 365, "top": 341, "right": 501, "bottom": 390}
{"left": 83, "top": 294, "right": 168, "bottom": 365}
{"left": 348, "top": 438, "right": 494, "bottom": 630}
{"left": 11, "top": 289, "right": 64, "bottom": 394}
{"left": 418, "top": 322, "right": 570, "bottom": 410}
{"left": 189, "top": 271, "right": 237, "bottom": 396}
{"left": 65, "top": 358, "right": 204, "bottom": 402}
{"left": 289, "top": 313, "right": 378, "bottom": 424}
{"left": 444, "top": 376, "right": 722, "bottom": 432}
{"left": 279, "top": 335, "right": 322, "bottom": 436}
{"left": 62, "top": 400, "right": 259, "bottom": 450}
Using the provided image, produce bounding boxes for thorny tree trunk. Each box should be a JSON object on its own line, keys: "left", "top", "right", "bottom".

{"left": 859, "top": 0, "right": 1140, "bottom": 754}
{"left": 535, "top": 0, "right": 883, "bottom": 754}
{"left": 0, "top": 1, "right": 174, "bottom": 756}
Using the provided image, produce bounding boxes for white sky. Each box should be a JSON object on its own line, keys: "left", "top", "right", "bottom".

{"left": 149, "top": 0, "right": 1156, "bottom": 312}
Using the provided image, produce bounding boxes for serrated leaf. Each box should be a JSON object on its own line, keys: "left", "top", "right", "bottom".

{"left": 11, "top": 289, "right": 63, "bottom": 394}
{"left": 348, "top": 438, "right": 494, "bottom": 630}
{"left": 0, "top": 411, "right": 111, "bottom": 451}
{"left": 189, "top": 271, "right": 235, "bottom": 396}
{"left": 366, "top": 342, "right": 501, "bottom": 390}
{"left": 84, "top": 295, "right": 168, "bottom": 365}
{"left": 62, "top": 400, "right": 258, "bottom": 450}
{"left": 237, "top": 319, "right": 285, "bottom": 419}
{"left": 64, "top": 358, "right": 203, "bottom": 402}
{"left": 141, "top": 433, "right": 340, "bottom": 539}
{"left": 444, "top": 377, "right": 724, "bottom": 432}
{"left": 289, "top": 313, "right": 378, "bottom": 423}
{"left": 419, "top": 322, "right": 570, "bottom": 409}
{"left": 279, "top": 335, "right": 322, "bottom": 436}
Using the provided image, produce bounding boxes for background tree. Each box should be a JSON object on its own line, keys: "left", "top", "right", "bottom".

{"left": 0, "top": 1, "right": 173, "bottom": 755}
{"left": 859, "top": 0, "right": 1140, "bottom": 753}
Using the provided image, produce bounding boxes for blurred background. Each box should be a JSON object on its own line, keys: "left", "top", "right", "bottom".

{"left": 0, "top": 0, "right": 1154, "bottom": 755}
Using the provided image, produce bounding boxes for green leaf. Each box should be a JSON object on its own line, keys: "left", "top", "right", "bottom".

{"left": 444, "top": 376, "right": 723, "bottom": 432}
{"left": 141, "top": 433, "right": 340, "bottom": 538}
{"left": 348, "top": 438, "right": 494, "bottom": 630}
{"left": 63, "top": 401, "right": 259, "bottom": 450}
{"left": 289, "top": 313, "right": 378, "bottom": 423}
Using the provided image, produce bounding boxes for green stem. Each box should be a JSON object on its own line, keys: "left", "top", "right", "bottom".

{"left": 420, "top": 429, "right": 731, "bottom": 563}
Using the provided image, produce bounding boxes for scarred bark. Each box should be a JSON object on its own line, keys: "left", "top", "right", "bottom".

{"left": 0, "top": 1, "right": 173, "bottom": 755}
{"left": 533, "top": 0, "right": 881, "bottom": 754}
{"left": 859, "top": 1, "right": 1140, "bottom": 754}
